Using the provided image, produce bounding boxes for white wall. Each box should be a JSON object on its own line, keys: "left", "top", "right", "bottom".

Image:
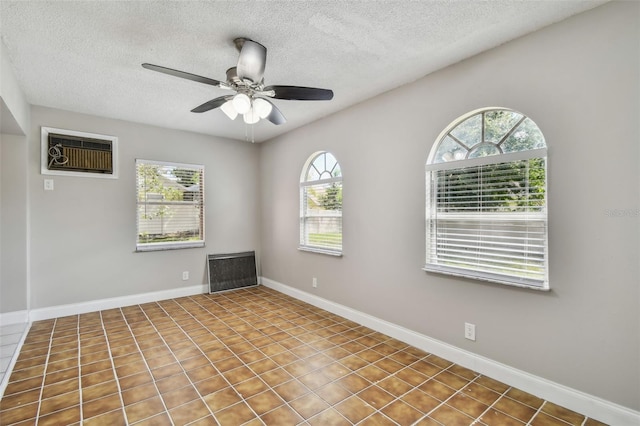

{"left": 27, "top": 106, "right": 261, "bottom": 309}
{"left": 259, "top": 1, "right": 639, "bottom": 411}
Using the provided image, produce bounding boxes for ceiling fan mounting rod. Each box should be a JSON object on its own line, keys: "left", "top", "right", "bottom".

{"left": 233, "top": 37, "right": 250, "bottom": 52}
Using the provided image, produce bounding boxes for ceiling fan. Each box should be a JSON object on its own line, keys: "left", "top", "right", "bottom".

{"left": 142, "top": 38, "right": 334, "bottom": 126}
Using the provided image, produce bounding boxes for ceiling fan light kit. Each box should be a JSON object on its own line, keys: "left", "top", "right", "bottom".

{"left": 142, "top": 37, "right": 333, "bottom": 135}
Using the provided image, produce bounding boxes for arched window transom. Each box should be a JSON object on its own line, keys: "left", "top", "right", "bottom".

{"left": 430, "top": 109, "right": 546, "bottom": 164}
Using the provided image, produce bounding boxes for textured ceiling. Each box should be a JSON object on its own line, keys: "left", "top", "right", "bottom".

{"left": 0, "top": 1, "right": 605, "bottom": 142}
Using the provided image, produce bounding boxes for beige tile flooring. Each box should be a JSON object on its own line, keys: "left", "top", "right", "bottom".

{"left": 0, "top": 286, "right": 606, "bottom": 425}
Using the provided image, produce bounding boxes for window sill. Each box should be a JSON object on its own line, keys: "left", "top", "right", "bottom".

{"left": 136, "top": 241, "right": 205, "bottom": 252}
{"left": 298, "top": 246, "right": 343, "bottom": 257}
{"left": 423, "top": 264, "right": 549, "bottom": 291}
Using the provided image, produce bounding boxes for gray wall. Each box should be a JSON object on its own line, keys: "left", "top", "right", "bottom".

{"left": 259, "top": 1, "right": 639, "bottom": 410}
{"left": 27, "top": 106, "right": 261, "bottom": 308}
{"left": 1, "top": 38, "right": 30, "bottom": 316}
{"left": 0, "top": 40, "right": 30, "bottom": 135}
{"left": 0, "top": 134, "right": 29, "bottom": 313}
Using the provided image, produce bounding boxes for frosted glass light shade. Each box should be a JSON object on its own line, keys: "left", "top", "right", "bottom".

{"left": 232, "top": 93, "right": 251, "bottom": 114}
{"left": 220, "top": 100, "right": 238, "bottom": 120}
{"left": 243, "top": 109, "right": 260, "bottom": 124}
{"left": 253, "top": 98, "right": 273, "bottom": 119}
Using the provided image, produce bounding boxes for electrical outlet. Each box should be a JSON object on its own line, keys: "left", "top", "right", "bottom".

{"left": 312, "top": 277, "right": 317, "bottom": 288}
{"left": 182, "top": 271, "right": 189, "bottom": 281}
{"left": 44, "top": 179, "right": 54, "bottom": 191}
{"left": 464, "top": 322, "right": 476, "bottom": 341}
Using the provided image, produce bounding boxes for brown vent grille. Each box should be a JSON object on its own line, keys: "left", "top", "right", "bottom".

{"left": 61, "top": 146, "right": 113, "bottom": 172}
{"left": 48, "top": 133, "right": 113, "bottom": 174}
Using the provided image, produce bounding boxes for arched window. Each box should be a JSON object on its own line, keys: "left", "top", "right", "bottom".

{"left": 425, "top": 108, "right": 548, "bottom": 289}
{"left": 300, "top": 152, "right": 342, "bottom": 255}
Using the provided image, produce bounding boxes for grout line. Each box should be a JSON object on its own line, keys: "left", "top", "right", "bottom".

{"left": 186, "top": 293, "right": 291, "bottom": 424}
{"left": 474, "top": 385, "right": 547, "bottom": 426}
{"left": 98, "top": 310, "right": 128, "bottom": 424}
{"left": 413, "top": 366, "right": 482, "bottom": 425}
{"left": 118, "top": 305, "right": 175, "bottom": 426}
{"left": 156, "top": 296, "right": 267, "bottom": 423}
{"left": 33, "top": 319, "right": 56, "bottom": 425}
{"left": 144, "top": 299, "right": 227, "bottom": 423}
{"left": 527, "top": 400, "right": 547, "bottom": 426}
{"left": 192, "top": 292, "right": 392, "bottom": 425}
{"left": 189, "top": 292, "right": 338, "bottom": 424}
{"left": 525, "top": 401, "right": 577, "bottom": 426}
{"left": 471, "top": 385, "right": 512, "bottom": 426}
{"left": 77, "top": 315, "right": 83, "bottom": 425}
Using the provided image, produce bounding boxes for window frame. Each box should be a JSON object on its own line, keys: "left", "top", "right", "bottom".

{"left": 299, "top": 151, "right": 343, "bottom": 256}
{"left": 425, "top": 108, "right": 549, "bottom": 290}
{"left": 136, "top": 159, "right": 205, "bottom": 252}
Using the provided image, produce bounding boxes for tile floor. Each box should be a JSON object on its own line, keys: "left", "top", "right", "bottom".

{"left": 0, "top": 322, "right": 28, "bottom": 389}
{"left": 0, "top": 286, "right": 606, "bottom": 425}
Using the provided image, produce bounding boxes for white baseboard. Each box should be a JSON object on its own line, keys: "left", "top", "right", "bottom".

{"left": 29, "top": 284, "right": 208, "bottom": 321}
{"left": 260, "top": 277, "right": 640, "bottom": 426}
{"left": 0, "top": 310, "right": 29, "bottom": 326}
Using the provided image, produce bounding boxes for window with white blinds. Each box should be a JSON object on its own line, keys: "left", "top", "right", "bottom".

{"left": 425, "top": 109, "right": 548, "bottom": 289}
{"left": 136, "top": 159, "right": 205, "bottom": 251}
{"left": 300, "top": 152, "right": 343, "bottom": 255}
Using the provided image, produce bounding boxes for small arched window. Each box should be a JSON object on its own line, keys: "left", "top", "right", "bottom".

{"left": 300, "top": 151, "right": 342, "bottom": 255}
{"left": 426, "top": 108, "right": 548, "bottom": 289}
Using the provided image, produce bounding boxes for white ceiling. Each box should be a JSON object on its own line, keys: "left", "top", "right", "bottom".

{"left": 0, "top": 1, "right": 606, "bottom": 142}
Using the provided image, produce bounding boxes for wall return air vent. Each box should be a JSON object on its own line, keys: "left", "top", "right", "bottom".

{"left": 41, "top": 127, "right": 118, "bottom": 179}
{"left": 207, "top": 251, "right": 258, "bottom": 293}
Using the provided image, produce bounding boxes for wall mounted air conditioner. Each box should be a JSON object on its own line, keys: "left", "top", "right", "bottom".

{"left": 41, "top": 127, "right": 118, "bottom": 179}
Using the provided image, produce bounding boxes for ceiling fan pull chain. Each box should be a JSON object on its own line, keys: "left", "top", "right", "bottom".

{"left": 244, "top": 122, "right": 255, "bottom": 143}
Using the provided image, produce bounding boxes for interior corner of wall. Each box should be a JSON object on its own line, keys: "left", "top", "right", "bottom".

{"left": 0, "top": 40, "right": 30, "bottom": 136}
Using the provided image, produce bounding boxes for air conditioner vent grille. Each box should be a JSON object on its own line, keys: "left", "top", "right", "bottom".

{"left": 48, "top": 132, "right": 113, "bottom": 174}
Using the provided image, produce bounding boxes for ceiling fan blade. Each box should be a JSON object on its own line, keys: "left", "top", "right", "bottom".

{"left": 264, "top": 85, "right": 333, "bottom": 101}
{"left": 236, "top": 39, "right": 266, "bottom": 83}
{"left": 191, "top": 96, "right": 232, "bottom": 113}
{"left": 264, "top": 100, "right": 286, "bottom": 125}
{"left": 142, "top": 63, "right": 226, "bottom": 87}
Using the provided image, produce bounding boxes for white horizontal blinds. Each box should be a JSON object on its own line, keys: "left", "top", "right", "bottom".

{"left": 301, "top": 180, "right": 343, "bottom": 251}
{"left": 427, "top": 158, "right": 547, "bottom": 285}
{"left": 300, "top": 152, "right": 343, "bottom": 253}
{"left": 136, "top": 159, "right": 205, "bottom": 251}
